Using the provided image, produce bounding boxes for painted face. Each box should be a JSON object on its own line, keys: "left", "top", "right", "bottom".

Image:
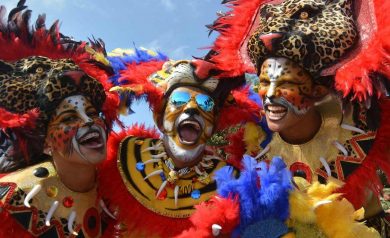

{"left": 45, "top": 95, "right": 107, "bottom": 165}
{"left": 258, "top": 57, "right": 318, "bottom": 132}
{"left": 163, "top": 87, "right": 216, "bottom": 164}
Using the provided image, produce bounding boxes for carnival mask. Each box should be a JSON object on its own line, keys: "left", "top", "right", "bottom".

{"left": 163, "top": 87, "right": 216, "bottom": 165}
{"left": 247, "top": 0, "right": 357, "bottom": 75}
{"left": 258, "top": 57, "right": 326, "bottom": 132}
{"left": 45, "top": 95, "right": 107, "bottom": 165}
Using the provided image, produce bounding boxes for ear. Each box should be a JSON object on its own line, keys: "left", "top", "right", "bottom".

{"left": 332, "top": 0, "right": 353, "bottom": 16}
{"left": 43, "top": 140, "right": 52, "bottom": 156}
{"left": 312, "top": 85, "right": 329, "bottom": 100}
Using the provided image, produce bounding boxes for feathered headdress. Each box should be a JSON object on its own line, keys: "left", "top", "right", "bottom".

{"left": 208, "top": 0, "right": 390, "bottom": 102}
{"left": 0, "top": 0, "right": 119, "bottom": 169}
{"left": 108, "top": 49, "right": 261, "bottom": 134}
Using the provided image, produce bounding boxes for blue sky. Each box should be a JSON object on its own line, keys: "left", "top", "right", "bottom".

{"left": 2, "top": 0, "right": 226, "bottom": 128}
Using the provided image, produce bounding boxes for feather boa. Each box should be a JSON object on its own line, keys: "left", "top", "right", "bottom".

{"left": 178, "top": 156, "right": 292, "bottom": 237}
{"left": 290, "top": 178, "right": 380, "bottom": 238}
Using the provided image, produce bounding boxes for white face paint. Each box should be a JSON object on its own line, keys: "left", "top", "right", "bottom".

{"left": 258, "top": 57, "right": 318, "bottom": 133}
{"left": 46, "top": 95, "right": 107, "bottom": 166}
{"left": 165, "top": 135, "right": 205, "bottom": 164}
{"left": 162, "top": 87, "right": 216, "bottom": 165}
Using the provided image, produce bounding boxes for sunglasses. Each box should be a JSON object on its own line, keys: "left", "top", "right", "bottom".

{"left": 169, "top": 91, "right": 215, "bottom": 112}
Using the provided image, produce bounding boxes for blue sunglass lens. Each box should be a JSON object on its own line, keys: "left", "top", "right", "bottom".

{"left": 195, "top": 94, "right": 214, "bottom": 112}
{"left": 170, "top": 91, "right": 191, "bottom": 107}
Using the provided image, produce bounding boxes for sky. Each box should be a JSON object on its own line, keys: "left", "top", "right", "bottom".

{"left": 1, "top": 0, "right": 226, "bottom": 128}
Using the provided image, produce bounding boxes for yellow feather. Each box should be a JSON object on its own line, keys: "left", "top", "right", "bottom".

{"left": 288, "top": 181, "right": 380, "bottom": 238}
{"left": 243, "top": 122, "right": 263, "bottom": 154}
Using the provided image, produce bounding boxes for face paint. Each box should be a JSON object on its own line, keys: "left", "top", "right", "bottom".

{"left": 258, "top": 57, "right": 317, "bottom": 132}
{"left": 45, "top": 95, "right": 107, "bottom": 165}
{"left": 163, "top": 87, "right": 216, "bottom": 164}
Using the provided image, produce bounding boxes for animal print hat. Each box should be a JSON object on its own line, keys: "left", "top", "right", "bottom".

{"left": 0, "top": 1, "right": 118, "bottom": 170}
{"left": 208, "top": 0, "right": 390, "bottom": 103}
{"left": 0, "top": 1, "right": 118, "bottom": 130}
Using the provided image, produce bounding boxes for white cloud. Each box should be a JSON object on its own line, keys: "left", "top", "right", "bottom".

{"left": 160, "top": 0, "right": 175, "bottom": 11}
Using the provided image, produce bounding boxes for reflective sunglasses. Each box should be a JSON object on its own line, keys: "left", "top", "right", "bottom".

{"left": 169, "top": 91, "right": 215, "bottom": 112}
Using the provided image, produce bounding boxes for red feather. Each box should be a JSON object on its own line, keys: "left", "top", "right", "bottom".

{"left": 335, "top": 0, "right": 390, "bottom": 101}
{"left": 119, "top": 61, "right": 166, "bottom": 111}
{"left": 0, "top": 108, "right": 39, "bottom": 129}
{"left": 217, "top": 87, "right": 261, "bottom": 131}
{"left": 177, "top": 196, "right": 239, "bottom": 238}
{"left": 210, "top": 0, "right": 266, "bottom": 78}
{"left": 224, "top": 127, "right": 246, "bottom": 169}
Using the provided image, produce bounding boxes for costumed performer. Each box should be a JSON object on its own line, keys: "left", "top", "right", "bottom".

{"left": 98, "top": 51, "right": 261, "bottom": 237}
{"left": 0, "top": 1, "right": 119, "bottom": 237}
{"left": 207, "top": 0, "right": 390, "bottom": 234}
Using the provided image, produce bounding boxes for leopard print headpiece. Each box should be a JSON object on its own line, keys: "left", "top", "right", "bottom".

{"left": 0, "top": 56, "right": 106, "bottom": 122}
{"left": 0, "top": 0, "right": 115, "bottom": 131}
{"left": 247, "top": 0, "right": 357, "bottom": 75}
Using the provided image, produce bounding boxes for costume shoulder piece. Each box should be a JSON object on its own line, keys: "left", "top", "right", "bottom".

{"left": 117, "top": 135, "right": 228, "bottom": 218}
{"left": 0, "top": 162, "right": 104, "bottom": 238}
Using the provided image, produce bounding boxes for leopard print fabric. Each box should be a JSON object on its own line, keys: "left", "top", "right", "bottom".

{"left": 0, "top": 56, "right": 105, "bottom": 119}
{"left": 247, "top": 0, "right": 357, "bottom": 75}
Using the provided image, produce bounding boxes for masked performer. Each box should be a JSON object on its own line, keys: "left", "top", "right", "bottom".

{"left": 0, "top": 2, "right": 119, "bottom": 237}
{"left": 98, "top": 50, "right": 260, "bottom": 237}
{"left": 207, "top": 0, "right": 390, "bottom": 235}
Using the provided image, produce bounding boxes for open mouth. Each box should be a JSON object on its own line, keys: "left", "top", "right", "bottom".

{"left": 178, "top": 119, "right": 202, "bottom": 145}
{"left": 265, "top": 104, "right": 288, "bottom": 121}
{"left": 77, "top": 130, "right": 104, "bottom": 150}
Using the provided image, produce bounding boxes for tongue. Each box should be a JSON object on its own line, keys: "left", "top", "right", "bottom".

{"left": 179, "top": 125, "right": 199, "bottom": 142}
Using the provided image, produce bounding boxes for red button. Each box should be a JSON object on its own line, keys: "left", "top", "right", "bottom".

{"left": 63, "top": 196, "right": 74, "bottom": 208}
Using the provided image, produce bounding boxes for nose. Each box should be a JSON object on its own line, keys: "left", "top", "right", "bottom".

{"left": 80, "top": 114, "right": 94, "bottom": 127}
{"left": 259, "top": 33, "right": 283, "bottom": 52}
{"left": 184, "top": 108, "right": 200, "bottom": 117}
{"left": 266, "top": 82, "right": 279, "bottom": 98}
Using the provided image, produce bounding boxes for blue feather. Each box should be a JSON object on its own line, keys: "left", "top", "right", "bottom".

{"left": 214, "top": 155, "right": 293, "bottom": 235}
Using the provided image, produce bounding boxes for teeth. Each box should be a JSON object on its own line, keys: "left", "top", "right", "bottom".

{"left": 80, "top": 132, "right": 99, "bottom": 143}
{"left": 267, "top": 110, "right": 287, "bottom": 121}
{"left": 268, "top": 105, "right": 286, "bottom": 111}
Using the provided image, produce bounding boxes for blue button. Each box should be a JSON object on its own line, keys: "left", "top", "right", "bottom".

{"left": 136, "top": 162, "right": 145, "bottom": 171}
{"left": 191, "top": 190, "right": 201, "bottom": 199}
